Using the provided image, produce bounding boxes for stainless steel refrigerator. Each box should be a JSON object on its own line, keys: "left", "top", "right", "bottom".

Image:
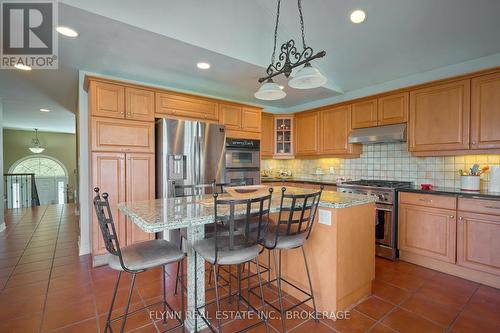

{"left": 156, "top": 118, "right": 226, "bottom": 199}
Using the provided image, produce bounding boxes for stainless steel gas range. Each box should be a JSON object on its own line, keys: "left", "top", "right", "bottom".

{"left": 337, "top": 180, "right": 413, "bottom": 260}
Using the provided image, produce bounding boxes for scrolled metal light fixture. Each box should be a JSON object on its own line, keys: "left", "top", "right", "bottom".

{"left": 255, "top": 0, "right": 326, "bottom": 100}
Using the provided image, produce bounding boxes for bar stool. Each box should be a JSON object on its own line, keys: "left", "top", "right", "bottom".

{"left": 262, "top": 186, "right": 323, "bottom": 333}
{"left": 193, "top": 189, "right": 273, "bottom": 333}
{"left": 93, "top": 188, "right": 185, "bottom": 333}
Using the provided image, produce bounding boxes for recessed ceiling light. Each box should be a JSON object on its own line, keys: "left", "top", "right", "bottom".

{"left": 56, "top": 26, "right": 79, "bottom": 37}
{"left": 197, "top": 62, "right": 211, "bottom": 69}
{"left": 350, "top": 9, "right": 367, "bottom": 24}
{"left": 39, "top": 108, "right": 50, "bottom": 112}
{"left": 279, "top": 85, "right": 284, "bottom": 90}
{"left": 14, "top": 64, "right": 32, "bottom": 71}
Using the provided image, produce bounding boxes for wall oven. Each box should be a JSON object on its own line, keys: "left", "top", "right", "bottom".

{"left": 224, "top": 138, "right": 260, "bottom": 185}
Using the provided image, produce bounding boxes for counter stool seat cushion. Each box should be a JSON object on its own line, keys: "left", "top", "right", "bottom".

{"left": 108, "top": 239, "right": 184, "bottom": 271}
{"left": 263, "top": 229, "right": 307, "bottom": 249}
{"left": 193, "top": 238, "right": 260, "bottom": 265}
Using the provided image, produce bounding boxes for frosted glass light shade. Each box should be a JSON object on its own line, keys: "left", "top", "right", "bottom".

{"left": 288, "top": 63, "right": 327, "bottom": 89}
{"left": 254, "top": 79, "right": 286, "bottom": 100}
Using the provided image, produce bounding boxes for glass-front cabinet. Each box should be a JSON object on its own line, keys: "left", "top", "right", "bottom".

{"left": 274, "top": 116, "right": 294, "bottom": 158}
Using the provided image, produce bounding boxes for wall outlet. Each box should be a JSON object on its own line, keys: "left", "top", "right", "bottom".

{"left": 318, "top": 209, "right": 332, "bottom": 225}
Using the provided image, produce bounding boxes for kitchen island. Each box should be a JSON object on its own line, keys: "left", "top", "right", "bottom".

{"left": 118, "top": 187, "right": 376, "bottom": 331}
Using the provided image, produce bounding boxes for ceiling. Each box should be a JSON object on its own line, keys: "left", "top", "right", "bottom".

{"left": 1, "top": 0, "right": 500, "bottom": 133}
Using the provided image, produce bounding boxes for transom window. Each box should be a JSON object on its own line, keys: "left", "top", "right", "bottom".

{"left": 11, "top": 156, "right": 67, "bottom": 177}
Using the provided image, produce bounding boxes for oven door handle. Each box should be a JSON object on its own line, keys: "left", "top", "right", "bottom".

{"left": 376, "top": 206, "right": 393, "bottom": 212}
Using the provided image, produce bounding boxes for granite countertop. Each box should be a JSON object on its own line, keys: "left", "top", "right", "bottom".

{"left": 397, "top": 185, "right": 500, "bottom": 200}
{"left": 118, "top": 186, "right": 375, "bottom": 233}
{"left": 261, "top": 176, "right": 338, "bottom": 186}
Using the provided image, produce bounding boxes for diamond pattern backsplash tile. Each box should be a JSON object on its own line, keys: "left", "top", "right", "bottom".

{"left": 262, "top": 143, "right": 500, "bottom": 189}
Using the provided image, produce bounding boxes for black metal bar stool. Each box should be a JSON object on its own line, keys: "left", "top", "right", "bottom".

{"left": 193, "top": 189, "right": 273, "bottom": 333}
{"left": 260, "top": 186, "right": 323, "bottom": 333}
{"left": 93, "top": 187, "right": 185, "bottom": 333}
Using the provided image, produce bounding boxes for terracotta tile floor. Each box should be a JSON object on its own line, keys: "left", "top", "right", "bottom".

{"left": 1, "top": 204, "right": 499, "bottom": 332}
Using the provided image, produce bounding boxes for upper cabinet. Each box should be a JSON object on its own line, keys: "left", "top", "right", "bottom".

{"left": 352, "top": 99, "right": 378, "bottom": 129}
{"left": 295, "top": 112, "right": 320, "bottom": 156}
{"left": 90, "top": 81, "right": 125, "bottom": 119}
{"left": 378, "top": 92, "right": 408, "bottom": 126}
{"left": 156, "top": 91, "right": 219, "bottom": 121}
{"left": 220, "top": 103, "right": 262, "bottom": 139}
{"left": 90, "top": 81, "right": 155, "bottom": 121}
{"left": 320, "top": 105, "right": 360, "bottom": 156}
{"left": 408, "top": 79, "right": 470, "bottom": 152}
{"left": 274, "top": 116, "right": 294, "bottom": 158}
{"left": 471, "top": 72, "right": 500, "bottom": 149}
{"left": 125, "top": 87, "right": 155, "bottom": 122}
{"left": 261, "top": 113, "right": 275, "bottom": 159}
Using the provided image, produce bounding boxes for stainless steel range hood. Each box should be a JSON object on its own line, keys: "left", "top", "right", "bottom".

{"left": 348, "top": 123, "right": 406, "bottom": 144}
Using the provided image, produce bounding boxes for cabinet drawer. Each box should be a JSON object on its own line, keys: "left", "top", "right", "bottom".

{"left": 91, "top": 117, "right": 154, "bottom": 153}
{"left": 399, "top": 192, "right": 456, "bottom": 210}
{"left": 458, "top": 198, "right": 500, "bottom": 215}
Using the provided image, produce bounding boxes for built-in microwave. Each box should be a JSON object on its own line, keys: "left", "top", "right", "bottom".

{"left": 225, "top": 139, "right": 260, "bottom": 169}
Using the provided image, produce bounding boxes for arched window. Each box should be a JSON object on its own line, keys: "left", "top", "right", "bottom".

{"left": 11, "top": 156, "right": 67, "bottom": 177}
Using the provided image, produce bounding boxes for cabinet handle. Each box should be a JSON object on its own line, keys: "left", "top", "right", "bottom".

{"left": 120, "top": 112, "right": 124, "bottom": 115}
{"left": 484, "top": 205, "right": 500, "bottom": 210}
{"left": 472, "top": 141, "right": 476, "bottom": 144}
{"left": 459, "top": 216, "right": 463, "bottom": 221}
{"left": 418, "top": 198, "right": 432, "bottom": 203}
{"left": 449, "top": 215, "right": 454, "bottom": 219}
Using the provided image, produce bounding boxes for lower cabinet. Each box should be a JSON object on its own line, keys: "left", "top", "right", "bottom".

{"left": 92, "top": 152, "right": 155, "bottom": 255}
{"left": 457, "top": 211, "right": 500, "bottom": 276}
{"left": 398, "top": 203, "right": 457, "bottom": 263}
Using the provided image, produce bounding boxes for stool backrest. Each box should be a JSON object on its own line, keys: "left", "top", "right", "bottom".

{"left": 212, "top": 188, "right": 273, "bottom": 264}
{"left": 93, "top": 187, "right": 129, "bottom": 272}
{"left": 271, "top": 186, "right": 323, "bottom": 245}
{"left": 173, "top": 181, "right": 215, "bottom": 198}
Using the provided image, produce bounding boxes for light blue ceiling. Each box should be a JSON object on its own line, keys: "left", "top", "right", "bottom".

{"left": 1, "top": 0, "right": 500, "bottom": 132}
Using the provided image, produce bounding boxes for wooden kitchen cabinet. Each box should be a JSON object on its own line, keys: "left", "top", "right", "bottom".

{"left": 352, "top": 99, "right": 378, "bottom": 129}
{"left": 261, "top": 113, "right": 274, "bottom": 158}
{"left": 125, "top": 153, "right": 156, "bottom": 245}
{"left": 274, "top": 116, "right": 294, "bottom": 158}
{"left": 378, "top": 92, "right": 408, "bottom": 125}
{"left": 295, "top": 111, "right": 319, "bottom": 156}
{"left": 92, "top": 152, "right": 127, "bottom": 255}
{"left": 471, "top": 72, "right": 500, "bottom": 149}
{"left": 220, "top": 104, "right": 242, "bottom": 130}
{"left": 125, "top": 87, "right": 155, "bottom": 122}
{"left": 408, "top": 79, "right": 470, "bottom": 152}
{"left": 90, "top": 81, "right": 125, "bottom": 119}
{"left": 320, "top": 105, "right": 360, "bottom": 156}
{"left": 156, "top": 91, "right": 219, "bottom": 121}
{"left": 91, "top": 117, "right": 155, "bottom": 153}
{"left": 457, "top": 211, "right": 500, "bottom": 276}
{"left": 241, "top": 107, "right": 261, "bottom": 132}
{"left": 399, "top": 203, "right": 457, "bottom": 263}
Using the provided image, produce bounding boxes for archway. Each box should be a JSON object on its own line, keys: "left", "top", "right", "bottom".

{"left": 8, "top": 155, "right": 69, "bottom": 206}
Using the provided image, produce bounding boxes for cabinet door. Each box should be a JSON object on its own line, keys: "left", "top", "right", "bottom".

{"left": 241, "top": 107, "right": 261, "bottom": 132}
{"left": 378, "top": 92, "right": 408, "bottom": 125}
{"left": 409, "top": 80, "right": 470, "bottom": 152}
{"left": 320, "top": 105, "right": 357, "bottom": 155}
{"left": 220, "top": 104, "right": 242, "bottom": 130}
{"left": 156, "top": 92, "right": 219, "bottom": 120}
{"left": 261, "top": 113, "right": 274, "bottom": 158}
{"left": 91, "top": 117, "right": 154, "bottom": 153}
{"left": 295, "top": 112, "right": 319, "bottom": 155}
{"left": 398, "top": 204, "right": 457, "bottom": 263}
{"left": 352, "top": 99, "right": 378, "bottom": 129}
{"left": 90, "top": 81, "right": 125, "bottom": 119}
{"left": 471, "top": 72, "right": 500, "bottom": 149}
{"left": 125, "top": 87, "right": 154, "bottom": 122}
{"left": 126, "top": 153, "right": 156, "bottom": 245}
{"left": 457, "top": 212, "right": 500, "bottom": 276}
{"left": 92, "top": 152, "right": 126, "bottom": 255}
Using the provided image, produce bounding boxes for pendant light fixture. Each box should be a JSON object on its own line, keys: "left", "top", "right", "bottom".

{"left": 255, "top": 0, "right": 326, "bottom": 100}
{"left": 29, "top": 129, "right": 45, "bottom": 154}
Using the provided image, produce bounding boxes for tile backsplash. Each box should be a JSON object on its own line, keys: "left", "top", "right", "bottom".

{"left": 262, "top": 143, "right": 500, "bottom": 189}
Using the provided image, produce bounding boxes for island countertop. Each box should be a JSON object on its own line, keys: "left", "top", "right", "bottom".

{"left": 117, "top": 186, "right": 375, "bottom": 233}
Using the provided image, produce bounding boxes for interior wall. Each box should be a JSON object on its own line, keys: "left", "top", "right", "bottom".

{"left": 3, "top": 129, "right": 77, "bottom": 193}
{"left": 0, "top": 98, "right": 5, "bottom": 232}
{"left": 262, "top": 143, "right": 500, "bottom": 190}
